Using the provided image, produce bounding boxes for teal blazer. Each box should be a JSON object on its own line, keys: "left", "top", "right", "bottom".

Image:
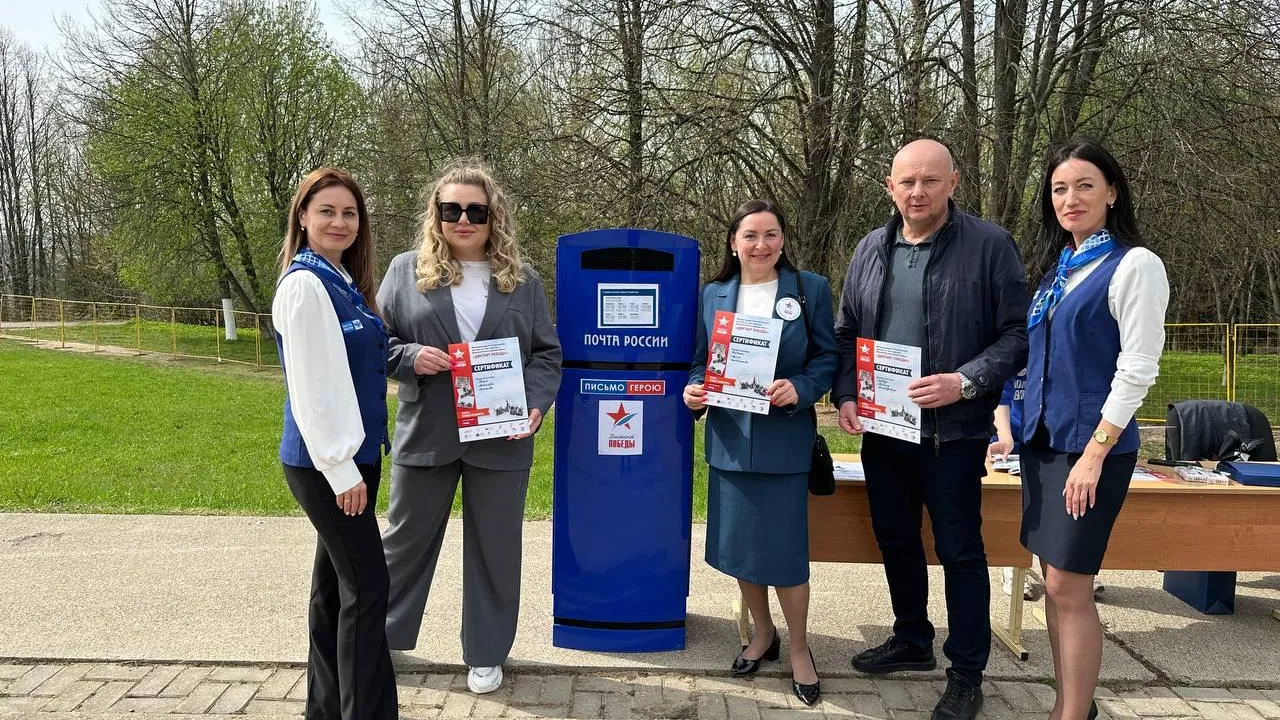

{"left": 688, "top": 268, "right": 839, "bottom": 474}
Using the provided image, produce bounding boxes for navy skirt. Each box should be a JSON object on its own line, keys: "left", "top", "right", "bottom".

{"left": 705, "top": 467, "right": 810, "bottom": 587}
{"left": 1020, "top": 443, "right": 1137, "bottom": 575}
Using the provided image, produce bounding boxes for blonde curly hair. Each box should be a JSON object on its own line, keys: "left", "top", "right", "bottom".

{"left": 414, "top": 160, "right": 525, "bottom": 293}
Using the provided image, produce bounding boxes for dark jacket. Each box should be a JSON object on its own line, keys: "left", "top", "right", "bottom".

{"left": 832, "top": 202, "right": 1030, "bottom": 444}
{"left": 689, "top": 268, "right": 839, "bottom": 474}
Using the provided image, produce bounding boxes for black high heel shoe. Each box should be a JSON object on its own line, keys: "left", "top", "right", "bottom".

{"left": 792, "top": 648, "right": 820, "bottom": 706}
{"left": 731, "top": 629, "right": 780, "bottom": 677}
{"left": 1087, "top": 701, "right": 1099, "bottom": 720}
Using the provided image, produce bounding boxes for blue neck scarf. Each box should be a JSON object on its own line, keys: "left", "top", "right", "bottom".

{"left": 293, "top": 248, "right": 385, "bottom": 331}
{"left": 1027, "top": 229, "right": 1116, "bottom": 330}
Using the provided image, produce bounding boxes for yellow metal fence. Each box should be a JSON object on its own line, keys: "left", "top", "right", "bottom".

{"left": 0, "top": 294, "right": 280, "bottom": 369}
{"left": 2, "top": 295, "right": 1278, "bottom": 421}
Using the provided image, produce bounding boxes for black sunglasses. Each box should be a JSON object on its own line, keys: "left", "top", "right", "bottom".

{"left": 438, "top": 202, "right": 490, "bottom": 225}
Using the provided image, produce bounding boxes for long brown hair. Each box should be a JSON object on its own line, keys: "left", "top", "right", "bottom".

{"left": 414, "top": 159, "right": 525, "bottom": 293}
{"left": 279, "top": 167, "right": 380, "bottom": 315}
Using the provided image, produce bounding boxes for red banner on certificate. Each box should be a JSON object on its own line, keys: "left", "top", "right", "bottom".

{"left": 855, "top": 337, "right": 923, "bottom": 443}
{"left": 703, "top": 310, "right": 782, "bottom": 415}
{"left": 448, "top": 337, "right": 530, "bottom": 442}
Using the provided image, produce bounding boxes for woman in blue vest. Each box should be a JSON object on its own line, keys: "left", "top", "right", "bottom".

{"left": 272, "top": 167, "right": 397, "bottom": 720}
{"left": 1021, "top": 139, "right": 1167, "bottom": 720}
{"left": 683, "top": 199, "right": 838, "bottom": 707}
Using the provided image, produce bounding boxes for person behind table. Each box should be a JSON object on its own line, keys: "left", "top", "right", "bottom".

{"left": 990, "top": 369, "right": 1106, "bottom": 600}
{"left": 376, "top": 160, "right": 562, "bottom": 695}
{"left": 683, "top": 199, "right": 837, "bottom": 707}
{"left": 272, "top": 167, "right": 397, "bottom": 720}
{"left": 833, "top": 139, "right": 1029, "bottom": 720}
{"left": 1020, "top": 137, "right": 1167, "bottom": 720}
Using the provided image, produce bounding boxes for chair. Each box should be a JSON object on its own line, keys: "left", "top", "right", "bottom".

{"left": 1162, "top": 400, "right": 1277, "bottom": 614}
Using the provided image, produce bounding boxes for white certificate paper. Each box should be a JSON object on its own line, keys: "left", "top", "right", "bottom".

{"left": 449, "top": 337, "right": 530, "bottom": 442}
{"left": 855, "top": 337, "right": 923, "bottom": 442}
{"left": 703, "top": 310, "right": 783, "bottom": 415}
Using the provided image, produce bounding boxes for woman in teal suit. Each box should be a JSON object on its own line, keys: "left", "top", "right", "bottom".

{"left": 684, "top": 199, "right": 838, "bottom": 706}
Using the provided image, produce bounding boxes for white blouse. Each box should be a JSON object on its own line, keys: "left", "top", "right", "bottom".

{"left": 1052, "top": 246, "right": 1169, "bottom": 429}
{"left": 451, "top": 261, "right": 492, "bottom": 343}
{"left": 271, "top": 268, "right": 364, "bottom": 495}
{"left": 736, "top": 279, "right": 779, "bottom": 318}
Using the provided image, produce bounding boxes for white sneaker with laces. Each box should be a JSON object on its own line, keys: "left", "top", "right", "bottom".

{"left": 467, "top": 665, "right": 503, "bottom": 694}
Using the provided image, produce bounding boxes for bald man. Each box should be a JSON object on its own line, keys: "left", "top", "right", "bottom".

{"left": 833, "top": 139, "right": 1029, "bottom": 720}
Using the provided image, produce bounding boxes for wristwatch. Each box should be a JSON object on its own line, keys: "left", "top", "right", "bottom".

{"left": 957, "top": 373, "right": 978, "bottom": 400}
{"left": 1092, "top": 429, "right": 1118, "bottom": 446}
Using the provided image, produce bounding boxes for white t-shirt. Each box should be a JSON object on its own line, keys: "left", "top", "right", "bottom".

{"left": 451, "top": 261, "right": 492, "bottom": 343}
{"left": 736, "top": 279, "right": 778, "bottom": 318}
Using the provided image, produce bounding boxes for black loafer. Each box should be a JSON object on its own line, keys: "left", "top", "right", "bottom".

{"left": 852, "top": 636, "right": 936, "bottom": 674}
{"left": 731, "top": 630, "right": 780, "bottom": 677}
{"left": 791, "top": 649, "right": 820, "bottom": 706}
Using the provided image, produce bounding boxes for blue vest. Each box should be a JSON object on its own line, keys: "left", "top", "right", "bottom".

{"left": 1022, "top": 247, "right": 1139, "bottom": 454}
{"left": 277, "top": 262, "right": 389, "bottom": 468}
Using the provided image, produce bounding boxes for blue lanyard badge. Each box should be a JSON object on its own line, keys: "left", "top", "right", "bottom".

{"left": 293, "top": 249, "right": 384, "bottom": 332}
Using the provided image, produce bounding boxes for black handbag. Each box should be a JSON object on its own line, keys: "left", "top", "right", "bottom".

{"left": 796, "top": 288, "right": 836, "bottom": 496}
{"left": 808, "top": 414, "right": 836, "bottom": 495}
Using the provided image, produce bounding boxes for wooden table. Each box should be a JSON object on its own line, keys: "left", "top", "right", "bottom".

{"left": 734, "top": 453, "right": 1280, "bottom": 660}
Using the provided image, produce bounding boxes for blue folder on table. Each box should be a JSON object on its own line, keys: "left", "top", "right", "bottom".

{"left": 1215, "top": 461, "right": 1280, "bottom": 487}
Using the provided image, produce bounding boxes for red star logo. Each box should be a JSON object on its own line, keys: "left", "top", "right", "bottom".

{"left": 606, "top": 403, "right": 637, "bottom": 428}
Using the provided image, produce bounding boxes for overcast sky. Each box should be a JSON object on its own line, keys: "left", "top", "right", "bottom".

{"left": 0, "top": 0, "right": 356, "bottom": 55}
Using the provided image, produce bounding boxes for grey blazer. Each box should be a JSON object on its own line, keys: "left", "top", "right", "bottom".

{"left": 378, "top": 251, "right": 563, "bottom": 471}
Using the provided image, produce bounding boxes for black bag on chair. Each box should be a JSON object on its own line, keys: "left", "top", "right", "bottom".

{"left": 797, "top": 290, "right": 835, "bottom": 496}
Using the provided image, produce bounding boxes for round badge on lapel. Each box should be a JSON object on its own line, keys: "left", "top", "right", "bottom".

{"left": 776, "top": 296, "right": 802, "bottom": 321}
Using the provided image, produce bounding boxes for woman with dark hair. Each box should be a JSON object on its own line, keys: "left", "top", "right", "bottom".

{"left": 1021, "top": 139, "right": 1167, "bottom": 720}
{"left": 683, "top": 199, "right": 838, "bottom": 706}
{"left": 272, "top": 167, "right": 398, "bottom": 719}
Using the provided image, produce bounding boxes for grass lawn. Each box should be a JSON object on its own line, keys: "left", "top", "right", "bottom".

{"left": 8, "top": 317, "right": 1275, "bottom": 424}
{"left": 0, "top": 341, "right": 861, "bottom": 519}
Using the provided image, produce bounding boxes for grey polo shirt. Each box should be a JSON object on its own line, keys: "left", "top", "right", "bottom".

{"left": 877, "top": 228, "right": 933, "bottom": 376}
{"left": 877, "top": 228, "right": 936, "bottom": 437}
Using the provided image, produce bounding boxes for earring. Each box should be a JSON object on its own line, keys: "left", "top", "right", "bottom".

{"left": 301, "top": 226, "right": 307, "bottom": 233}
{"left": 732, "top": 251, "right": 738, "bottom": 257}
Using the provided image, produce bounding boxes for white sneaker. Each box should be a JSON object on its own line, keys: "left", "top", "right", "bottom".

{"left": 467, "top": 665, "right": 503, "bottom": 694}
{"left": 1002, "top": 568, "right": 1034, "bottom": 600}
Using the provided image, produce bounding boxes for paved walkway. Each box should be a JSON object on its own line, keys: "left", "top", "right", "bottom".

{"left": 5, "top": 515, "right": 1280, "bottom": 718}
{"left": 4, "top": 661, "right": 1280, "bottom": 719}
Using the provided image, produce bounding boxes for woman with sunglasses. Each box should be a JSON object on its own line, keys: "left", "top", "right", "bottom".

{"left": 376, "top": 160, "right": 562, "bottom": 695}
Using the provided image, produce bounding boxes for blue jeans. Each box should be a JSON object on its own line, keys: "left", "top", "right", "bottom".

{"left": 861, "top": 433, "right": 990, "bottom": 684}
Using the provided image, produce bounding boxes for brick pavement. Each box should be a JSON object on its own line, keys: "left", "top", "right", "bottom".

{"left": 2, "top": 662, "right": 1279, "bottom": 718}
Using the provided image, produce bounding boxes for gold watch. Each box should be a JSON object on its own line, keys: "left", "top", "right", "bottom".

{"left": 1092, "top": 429, "right": 1118, "bottom": 446}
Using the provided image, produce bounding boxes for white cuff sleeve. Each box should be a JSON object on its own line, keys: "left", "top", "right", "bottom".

{"left": 1101, "top": 249, "right": 1169, "bottom": 427}
{"left": 272, "top": 272, "right": 367, "bottom": 496}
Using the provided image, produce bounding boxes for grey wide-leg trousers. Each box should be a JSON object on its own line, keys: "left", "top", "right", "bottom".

{"left": 382, "top": 460, "right": 529, "bottom": 667}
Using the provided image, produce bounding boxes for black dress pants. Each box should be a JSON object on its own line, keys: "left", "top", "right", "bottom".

{"left": 861, "top": 433, "right": 991, "bottom": 684}
{"left": 284, "top": 462, "right": 397, "bottom": 720}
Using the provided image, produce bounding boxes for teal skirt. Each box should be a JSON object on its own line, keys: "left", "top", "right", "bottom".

{"left": 705, "top": 467, "right": 810, "bottom": 587}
